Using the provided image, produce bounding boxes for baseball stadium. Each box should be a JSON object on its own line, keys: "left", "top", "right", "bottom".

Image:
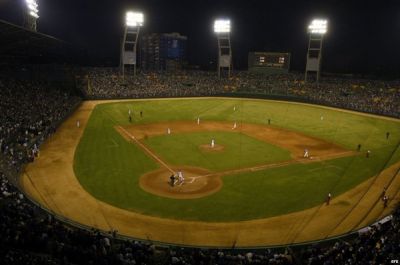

{"left": 1, "top": 1, "right": 400, "bottom": 264}
{"left": 21, "top": 97, "right": 400, "bottom": 247}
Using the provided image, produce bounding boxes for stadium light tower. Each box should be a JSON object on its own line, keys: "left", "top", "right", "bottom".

{"left": 305, "top": 19, "right": 328, "bottom": 83}
{"left": 121, "top": 11, "right": 144, "bottom": 78}
{"left": 24, "top": 0, "right": 39, "bottom": 31}
{"left": 214, "top": 19, "right": 232, "bottom": 78}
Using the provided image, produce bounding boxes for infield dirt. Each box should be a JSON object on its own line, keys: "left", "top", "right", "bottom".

{"left": 116, "top": 121, "right": 355, "bottom": 199}
{"left": 20, "top": 100, "right": 400, "bottom": 247}
{"left": 118, "top": 120, "right": 349, "bottom": 159}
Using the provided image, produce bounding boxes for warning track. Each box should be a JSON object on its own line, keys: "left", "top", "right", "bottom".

{"left": 20, "top": 100, "right": 400, "bottom": 247}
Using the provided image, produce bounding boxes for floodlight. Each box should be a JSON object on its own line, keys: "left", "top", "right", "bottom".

{"left": 26, "top": 0, "right": 39, "bottom": 18}
{"left": 308, "top": 19, "right": 327, "bottom": 34}
{"left": 214, "top": 19, "right": 230, "bottom": 33}
{"left": 29, "top": 11, "right": 39, "bottom": 18}
{"left": 126, "top": 11, "right": 144, "bottom": 27}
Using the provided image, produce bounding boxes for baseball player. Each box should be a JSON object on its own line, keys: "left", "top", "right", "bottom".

{"left": 170, "top": 174, "right": 176, "bottom": 187}
{"left": 76, "top": 120, "right": 80, "bottom": 128}
{"left": 303, "top": 148, "right": 309, "bottom": 158}
{"left": 128, "top": 109, "right": 132, "bottom": 122}
{"left": 381, "top": 187, "right": 387, "bottom": 199}
{"left": 383, "top": 195, "right": 388, "bottom": 208}
{"left": 197, "top": 117, "right": 200, "bottom": 125}
{"left": 167, "top": 128, "right": 171, "bottom": 135}
{"left": 33, "top": 144, "right": 39, "bottom": 157}
{"left": 232, "top": 122, "right": 237, "bottom": 129}
{"left": 326, "top": 193, "right": 332, "bottom": 205}
{"left": 178, "top": 171, "right": 184, "bottom": 185}
{"left": 211, "top": 139, "right": 215, "bottom": 148}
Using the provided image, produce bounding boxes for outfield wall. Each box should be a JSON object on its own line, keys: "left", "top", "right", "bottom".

{"left": 85, "top": 92, "right": 399, "bottom": 120}
{"left": 216, "top": 92, "right": 400, "bottom": 119}
{"left": 14, "top": 98, "right": 400, "bottom": 249}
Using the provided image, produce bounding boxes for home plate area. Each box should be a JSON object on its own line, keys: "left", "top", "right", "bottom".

{"left": 139, "top": 166, "right": 223, "bottom": 199}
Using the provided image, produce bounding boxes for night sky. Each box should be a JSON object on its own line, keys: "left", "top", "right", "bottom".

{"left": 1, "top": 0, "right": 400, "bottom": 75}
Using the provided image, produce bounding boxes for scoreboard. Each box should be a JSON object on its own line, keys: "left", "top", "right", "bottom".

{"left": 248, "top": 52, "right": 291, "bottom": 74}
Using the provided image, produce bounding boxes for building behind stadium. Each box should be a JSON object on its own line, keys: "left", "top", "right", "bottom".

{"left": 140, "top": 32, "right": 188, "bottom": 71}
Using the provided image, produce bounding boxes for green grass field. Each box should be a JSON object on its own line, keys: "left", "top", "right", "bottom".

{"left": 74, "top": 98, "right": 400, "bottom": 221}
{"left": 144, "top": 131, "right": 291, "bottom": 171}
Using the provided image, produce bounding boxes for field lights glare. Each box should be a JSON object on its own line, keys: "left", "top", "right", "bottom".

{"left": 26, "top": 0, "right": 39, "bottom": 18}
{"left": 214, "top": 19, "right": 231, "bottom": 33}
{"left": 308, "top": 19, "right": 328, "bottom": 34}
{"left": 126, "top": 11, "right": 144, "bottom": 27}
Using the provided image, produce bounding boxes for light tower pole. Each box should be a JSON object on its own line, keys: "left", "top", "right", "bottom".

{"left": 121, "top": 11, "right": 144, "bottom": 78}
{"left": 305, "top": 19, "right": 328, "bottom": 83}
{"left": 214, "top": 19, "right": 232, "bottom": 78}
{"left": 24, "top": 0, "right": 39, "bottom": 31}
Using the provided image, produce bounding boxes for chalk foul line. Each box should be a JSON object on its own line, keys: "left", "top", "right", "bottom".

{"left": 192, "top": 151, "right": 357, "bottom": 179}
{"left": 117, "top": 126, "right": 175, "bottom": 174}
{"left": 117, "top": 125, "right": 357, "bottom": 182}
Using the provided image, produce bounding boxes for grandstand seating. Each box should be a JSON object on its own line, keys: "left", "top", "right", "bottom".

{"left": 1, "top": 72, "right": 399, "bottom": 264}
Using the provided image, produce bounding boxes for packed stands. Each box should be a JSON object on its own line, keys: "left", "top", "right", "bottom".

{"left": 83, "top": 68, "right": 400, "bottom": 118}
{"left": 1, "top": 71, "right": 399, "bottom": 264}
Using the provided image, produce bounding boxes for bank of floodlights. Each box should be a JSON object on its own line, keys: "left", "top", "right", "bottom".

{"left": 121, "top": 11, "right": 143, "bottom": 77}
{"left": 126, "top": 11, "right": 144, "bottom": 27}
{"left": 308, "top": 19, "right": 328, "bottom": 34}
{"left": 214, "top": 19, "right": 231, "bottom": 33}
{"left": 213, "top": 19, "right": 232, "bottom": 78}
{"left": 305, "top": 18, "right": 328, "bottom": 83}
{"left": 23, "top": 0, "right": 39, "bottom": 31}
{"left": 26, "top": 0, "right": 39, "bottom": 18}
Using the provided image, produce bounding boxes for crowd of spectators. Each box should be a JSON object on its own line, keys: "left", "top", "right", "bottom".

{"left": 0, "top": 73, "right": 399, "bottom": 264}
{"left": 1, "top": 164, "right": 294, "bottom": 265}
{"left": 83, "top": 68, "right": 400, "bottom": 118}
{"left": 303, "top": 209, "right": 400, "bottom": 265}
{"left": 287, "top": 77, "right": 400, "bottom": 118}
{"left": 0, "top": 79, "right": 81, "bottom": 172}
{"left": 1, "top": 162, "right": 399, "bottom": 265}
{"left": 85, "top": 68, "right": 231, "bottom": 98}
{"left": 0, "top": 171, "right": 155, "bottom": 265}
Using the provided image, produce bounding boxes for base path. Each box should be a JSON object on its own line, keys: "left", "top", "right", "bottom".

{"left": 117, "top": 120, "right": 355, "bottom": 199}
{"left": 119, "top": 120, "right": 349, "bottom": 160}
{"left": 20, "top": 99, "right": 400, "bottom": 247}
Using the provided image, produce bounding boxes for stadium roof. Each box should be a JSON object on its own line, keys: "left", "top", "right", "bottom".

{"left": 0, "top": 19, "right": 85, "bottom": 64}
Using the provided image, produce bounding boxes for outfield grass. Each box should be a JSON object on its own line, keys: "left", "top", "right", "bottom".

{"left": 74, "top": 98, "right": 400, "bottom": 221}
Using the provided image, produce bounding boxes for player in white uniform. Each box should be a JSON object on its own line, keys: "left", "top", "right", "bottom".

{"left": 197, "top": 117, "right": 200, "bottom": 125}
{"left": 76, "top": 120, "right": 80, "bottom": 128}
{"left": 167, "top": 128, "right": 171, "bottom": 135}
{"left": 326, "top": 193, "right": 332, "bottom": 205}
{"left": 178, "top": 171, "right": 184, "bottom": 185}
{"left": 303, "top": 148, "right": 309, "bottom": 158}
{"left": 211, "top": 139, "right": 215, "bottom": 148}
{"left": 232, "top": 122, "right": 237, "bottom": 129}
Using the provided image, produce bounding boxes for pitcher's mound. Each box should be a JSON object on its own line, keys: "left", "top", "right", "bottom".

{"left": 139, "top": 166, "right": 222, "bottom": 199}
{"left": 199, "top": 144, "right": 225, "bottom": 152}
